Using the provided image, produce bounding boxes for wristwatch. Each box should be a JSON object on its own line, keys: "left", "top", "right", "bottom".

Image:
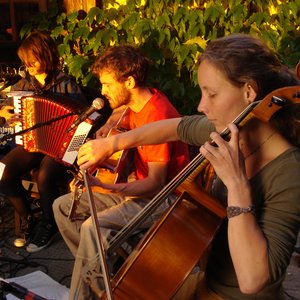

{"left": 227, "top": 205, "right": 255, "bottom": 218}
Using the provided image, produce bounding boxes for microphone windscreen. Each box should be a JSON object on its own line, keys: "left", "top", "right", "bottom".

{"left": 92, "top": 98, "right": 105, "bottom": 110}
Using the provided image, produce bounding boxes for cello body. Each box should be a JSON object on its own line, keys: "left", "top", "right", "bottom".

{"left": 104, "top": 190, "right": 225, "bottom": 300}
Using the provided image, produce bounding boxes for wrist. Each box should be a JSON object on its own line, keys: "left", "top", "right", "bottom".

{"left": 227, "top": 205, "right": 255, "bottom": 218}
{"left": 110, "top": 134, "right": 120, "bottom": 154}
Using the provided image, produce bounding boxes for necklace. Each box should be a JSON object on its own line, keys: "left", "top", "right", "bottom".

{"left": 244, "top": 132, "right": 276, "bottom": 159}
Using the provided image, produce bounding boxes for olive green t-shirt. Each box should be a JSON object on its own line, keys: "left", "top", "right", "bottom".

{"left": 177, "top": 115, "right": 300, "bottom": 300}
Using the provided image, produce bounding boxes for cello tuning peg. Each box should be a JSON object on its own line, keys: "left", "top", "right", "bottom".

{"left": 271, "top": 95, "right": 287, "bottom": 106}
{"left": 294, "top": 91, "right": 300, "bottom": 99}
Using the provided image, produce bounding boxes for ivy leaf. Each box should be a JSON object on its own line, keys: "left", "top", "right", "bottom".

{"left": 51, "top": 25, "right": 64, "bottom": 38}
{"left": 57, "top": 43, "right": 70, "bottom": 56}
{"left": 86, "top": 7, "right": 102, "bottom": 25}
{"left": 185, "top": 37, "right": 207, "bottom": 50}
{"left": 173, "top": 7, "right": 184, "bottom": 25}
{"left": 102, "top": 28, "right": 118, "bottom": 46}
{"left": 74, "top": 27, "right": 90, "bottom": 40}
{"left": 67, "top": 12, "right": 78, "bottom": 22}
{"left": 249, "top": 12, "right": 269, "bottom": 26}
{"left": 66, "top": 55, "right": 89, "bottom": 80}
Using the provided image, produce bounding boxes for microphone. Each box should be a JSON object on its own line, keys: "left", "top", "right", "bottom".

{"left": 67, "top": 98, "right": 104, "bottom": 132}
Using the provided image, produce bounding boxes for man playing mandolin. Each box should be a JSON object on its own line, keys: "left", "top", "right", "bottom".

{"left": 76, "top": 34, "right": 300, "bottom": 299}
{"left": 53, "top": 45, "right": 189, "bottom": 299}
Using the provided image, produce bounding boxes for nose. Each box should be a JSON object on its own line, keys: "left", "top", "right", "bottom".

{"left": 101, "top": 85, "right": 107, "bottom": 96}
{"left": 197, "top": 97, "right": 207, "bottom": 114}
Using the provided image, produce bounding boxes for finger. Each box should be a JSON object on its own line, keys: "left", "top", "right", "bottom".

{"left": 200, "top": 141, "right": 217, "bottom": 160}
{"left": 78, "top": 142, "right": 91, "bottom": 156}
{"left": 78, "top": 155, "right": 93, "bottom": 169}
{"left": 77, "top": 151, "right": 90, "bottom": 166}
{"left": 227, "top": 123, "right": 239, "bottom": 147}
{"left": 207, "top": 132, "right": 225, "bottom": 154}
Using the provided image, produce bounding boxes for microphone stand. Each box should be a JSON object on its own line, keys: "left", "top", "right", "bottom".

{"left": 0, "top": 76, "right": 22, "bottom": 92}
{"left": 0, "top": 112, "right": 76, "bottom": 143}
{"left": 82, "top": 170, "right": 114, "bottom": 300}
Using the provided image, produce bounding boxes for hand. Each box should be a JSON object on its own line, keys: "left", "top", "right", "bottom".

{"left": 96, "top": 124, "right": 112, "bottom": 138}
{"left": 0, "top": 106, "right": 19, "bottom": 126}
{"left": 77, "top": 137, "right": 114, "bottom": 170}
{"left": 96, "top": 106, "right": 128, "bottom": 138}
{"left": 200, "top": 123, "right": 247, "bottom": 189}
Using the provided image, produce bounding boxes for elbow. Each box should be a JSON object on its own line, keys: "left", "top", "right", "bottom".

{"left": 238, "top": 274, "right": 269, "bottom": 294}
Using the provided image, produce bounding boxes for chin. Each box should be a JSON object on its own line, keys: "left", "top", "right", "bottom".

{"left": 27, "top": 71, "right": 36, "bottom": 76}
{"left": 215, "top": 125, "right": 225, "bottom": 133}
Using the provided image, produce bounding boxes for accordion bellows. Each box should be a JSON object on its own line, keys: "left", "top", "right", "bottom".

{"left": 14, "top": 94, "right": 95, "bottom": 166}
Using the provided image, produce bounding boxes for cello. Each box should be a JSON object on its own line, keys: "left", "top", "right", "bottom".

{"left": 100, "top": 86, "right": 300, "bottom": 299}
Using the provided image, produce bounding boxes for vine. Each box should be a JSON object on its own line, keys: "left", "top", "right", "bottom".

{"left": 20, "top": 0, "right": 300, "bottom": 114}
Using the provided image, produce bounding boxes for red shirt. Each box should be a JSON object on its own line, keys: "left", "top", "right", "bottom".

{"left": 127, "top": 88, "right": 189, "bottom": 182}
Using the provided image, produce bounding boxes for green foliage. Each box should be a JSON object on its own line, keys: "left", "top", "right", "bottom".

{"left": 20, "top": 0, "right": 300, "bottom": 115}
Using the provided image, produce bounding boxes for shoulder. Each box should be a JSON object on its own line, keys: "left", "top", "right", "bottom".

{"left": 142, "top": 88, "right": 180, "bottom": 119}
{"left": 149, "top": 88, "right": 172, "bottom": 106}
{"left": 53, "top": 71, "right": 75, "bottom": 85}
{"left": 257, "top": 147, "right": 300, "bottom": 209}
{"left": 11, "top": 78, "right": 34, "bottom": 91}
{"left": 266, "top": 147, "right": 300, "bottom": 173}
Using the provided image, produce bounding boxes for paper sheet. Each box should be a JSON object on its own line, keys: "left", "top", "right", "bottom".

{"left": 2, "top": 271, "right": 69, "bottom": 300}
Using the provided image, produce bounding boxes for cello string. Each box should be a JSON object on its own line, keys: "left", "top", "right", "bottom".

{"left": 107, "top": 101, "right": 260, "bottom": 255}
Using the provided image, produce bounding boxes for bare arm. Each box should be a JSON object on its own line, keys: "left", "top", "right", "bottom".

{"left": 200, "top": 124, "right": 269, "bottom": 294}
{"left": 90, "top": 162, "right": 168, "bottom": 198}
{"left": 78, "top": 117, "right": 181, "bottom": 170}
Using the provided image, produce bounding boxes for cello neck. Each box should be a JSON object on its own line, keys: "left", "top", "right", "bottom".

{"left": 107, "top": 102, "right": 260, "bottom": 256}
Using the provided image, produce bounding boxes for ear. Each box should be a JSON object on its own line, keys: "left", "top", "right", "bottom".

{"left": 244, "top": 82, "right": 258, "bottom": 104}
{"left": 125, "top": 76, "right": 136, "bottom": 89}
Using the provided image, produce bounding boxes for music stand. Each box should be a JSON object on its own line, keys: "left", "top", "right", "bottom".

{"left": 82, "top": 170, "right": 114, "bottom": 300}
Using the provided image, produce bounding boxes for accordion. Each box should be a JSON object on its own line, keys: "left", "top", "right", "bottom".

{"left": 11, "top": 93, "right": 99, "bottom": 166}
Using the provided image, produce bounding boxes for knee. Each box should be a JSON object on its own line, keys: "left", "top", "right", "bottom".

{"left": 52, "top": 194, "right": 70, "bottom": 221}
{"left": 0, "top": 178, "right": 23, "bottom": 196}
{"left": 52, "top": 196, "right": 61, "bottom": 213}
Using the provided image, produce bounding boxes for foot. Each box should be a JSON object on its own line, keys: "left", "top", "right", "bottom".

{"left": 26, "top": 221, "right": 57, "bottom": 253}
